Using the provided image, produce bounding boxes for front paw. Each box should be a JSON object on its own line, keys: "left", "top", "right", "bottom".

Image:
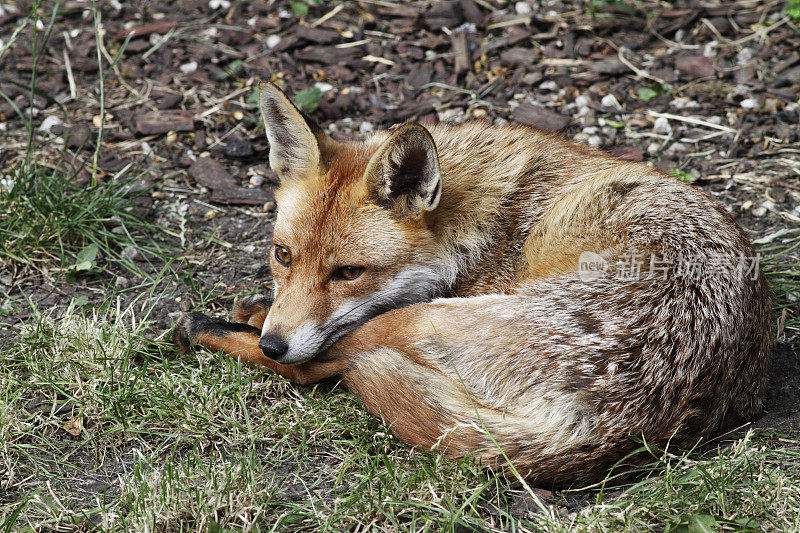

{"left": 231, "top": 293, "right": 273, "bottom": 327}
{"left": 171, "top": 311, "right": 212, "bottom": 353}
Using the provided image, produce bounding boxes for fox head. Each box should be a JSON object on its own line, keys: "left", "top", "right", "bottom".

{"left": 257, "top": 82, "right": 447, "bottom": 364}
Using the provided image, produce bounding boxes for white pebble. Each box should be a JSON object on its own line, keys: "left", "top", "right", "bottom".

{"left": 359, "top": 122, "right": 374, "bottom": 133}
{"left": 209, "top": 0, "right": 231, "bottom": 9}
{"left": 515, "top": 2, "right": 532, "bottom": 14}
{"left": 736, "top": 48, "right": 754, "bottom": 66}
{"left": 582, "top": 126, "right": 599, "bottom": 135}
{"left": 179, "top": 61, "right": 198, "bottom": 74}
{"left": 647, "top": 142, "right": 661, "bottom": 154}
{"left": 653, "top": 117, "right": 672, "bottom": 134}
{"left": 539, "top": 80, "right": 558, "bottom": 91}
{"left": 36, "top": 20, "right": 44, "bottom": 31}
{"left": 249, "top": 174, "right": 264, "bottom": 187}
{"left": 588, "top": 135, "right": 602, "bottom": 147}
{"left": 314, "top": 82, "right": 334, "bottom": 92}
{"left": 38, "top": 115, "right": 63, "bottom": 132}
{"left": 266, "top": 35, "right": 281, "bottom": 48}
{"left": 670, "top": 97, "right": 699, "bottom": 109}
{"left": 573, "top": 132, "right": 590, "bottom": 144}
{"left": 753, "top": 200, "right": 775, "bottom": 217}
{"left": 740, "top": 98, "right": 759, "bottom": 109}
{"left": 574, "top": 95, "right": 589, "bottom": 107}
{"left": 703, "top": 40, "right": 718, "bottom": 58}
{"left": 601, "top": 94, "right": 621, "bottom": 110}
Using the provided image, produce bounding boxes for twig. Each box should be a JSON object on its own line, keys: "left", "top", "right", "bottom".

{"left": 647, "top": 110, "right": 738, "bottom": 134}
{"left": 310, "top": 3, "right": 343, "bottom": 27}
{"left": 617, "top": 46, "right": 666, "bottom": 85}
{"left": 487, "top": 17, "right": 531, "bottom": 30}
{"left": 62, "top": 47, "right": 76, "bottom": 99}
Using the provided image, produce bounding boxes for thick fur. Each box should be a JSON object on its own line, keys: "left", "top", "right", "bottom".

{"left": 173, "top": 82, "right": 773, "bottom": 485}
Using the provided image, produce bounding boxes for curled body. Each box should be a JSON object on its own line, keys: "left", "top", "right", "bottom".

{"left": 174, "top": 82, "right": 773, "bottom": 484}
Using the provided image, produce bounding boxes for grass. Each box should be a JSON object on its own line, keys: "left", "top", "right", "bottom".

{"left": 0, "top": 161, "right": 169, "bottom": 278}
{"left": 1, "top": 1, "right": 799, "bottom": 531}
{"left": 1, "top": 305, "right": 799, "bottom": 531}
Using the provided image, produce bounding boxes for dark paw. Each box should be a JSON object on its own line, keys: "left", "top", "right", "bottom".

{"left": 171, "top": 311, "right": 212, "bottom": 353}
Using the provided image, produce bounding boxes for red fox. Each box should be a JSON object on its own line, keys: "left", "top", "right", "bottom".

{"left": 173, "top": 82, "right": 773, "bottom": 484}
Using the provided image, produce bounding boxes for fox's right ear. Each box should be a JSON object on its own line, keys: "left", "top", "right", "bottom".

{"left": 364, "top": 123, "right": 441, "bottom": 218}
{"left": 259, "top": 82, "right": 335, "bottom": 180}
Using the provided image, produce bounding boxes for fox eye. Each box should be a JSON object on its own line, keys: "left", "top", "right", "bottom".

{"left": 274, "top": 245, "right": 292, "bottom": 266}
{"left": 333, "top": 266, "right": 364, "bottom": 281}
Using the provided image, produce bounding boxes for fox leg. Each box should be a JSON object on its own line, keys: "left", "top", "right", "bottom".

{"left": 230, "top": 294, "right": 273, "bottom": 329}
{"left": 172, "top": 311, "right": 344, "bottom": 384}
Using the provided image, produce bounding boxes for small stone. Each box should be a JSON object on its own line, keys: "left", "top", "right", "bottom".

{"left": 360, "top": 121, "right": 374, "bottom": 133}
{"left": 266, "top": 35, "right": 281, "bottom": 48}
{"left": 666, "top": 142, "right": 687, "bottom": 155}
{"left": 249, "top": 174, "right": 264, "bottom": 187}
{"left": 223, "top": 136, "right": 254, "bottom": 158}
{"left": 740, "top": 98, "right": 759, "bottom": 110}
{"left": 653, "top": 117, "right": 672, "bottom": 134}
{"left": 180, "top": 61, "right": 198, "bottom": 74}
{"left": 515, "top": 1, "right": 532, "bottom": 14}
{"left": 601, "top": 94, "right": 622, "bottom": 110}
{"left": 736, "top": 48, "right": 754, "bottom": 66}
{"left": 115, "top": 276, "right": 130, "bottom": 289}
{"left": 121, "top": 245, "right": 142, "bottom": 261}
{"left": 39, "top": 115, "right": 63, "bottom": 132}
{"left": 539, "top": 80, "right": 558, "bottom": 91}
{"left": 587, "top": 135, "right": 601, "bottom": 147}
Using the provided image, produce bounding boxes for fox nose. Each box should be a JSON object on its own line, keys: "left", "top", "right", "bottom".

{"left": 259, "top": 334, "right": 288, "bottom": 361}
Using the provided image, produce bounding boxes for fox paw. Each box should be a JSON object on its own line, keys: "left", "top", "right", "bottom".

{"left": 171, "top": 311, "right": 213, "bottom": 353}
{"left": 231, "top": 293, "right": 273, "bottom": 327}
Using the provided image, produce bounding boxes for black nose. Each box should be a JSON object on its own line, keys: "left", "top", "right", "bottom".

{"left": 259, "top": 334, "right": 288, "bottom": 361}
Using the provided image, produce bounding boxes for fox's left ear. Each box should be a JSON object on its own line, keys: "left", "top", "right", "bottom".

{"left": 259, "top": 81, "right": 335, "bottom": 180}
{"left": 364, "top": 123, "right": 441, "bottom": 217}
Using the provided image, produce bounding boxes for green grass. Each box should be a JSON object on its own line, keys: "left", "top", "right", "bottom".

{"left": 0, "top": 161, "right": 169, "bottom": 277}
{"left": 1, "top": 305, "right": 799, "bottom": 531}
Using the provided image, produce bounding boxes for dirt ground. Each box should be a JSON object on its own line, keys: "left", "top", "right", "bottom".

{"left": 1, "top": 0, "right": 799, "bottom": 501}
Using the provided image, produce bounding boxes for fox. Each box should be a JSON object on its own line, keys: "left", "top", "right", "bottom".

{"left": 172, "top": 81, "right": 774, "bottom": 485}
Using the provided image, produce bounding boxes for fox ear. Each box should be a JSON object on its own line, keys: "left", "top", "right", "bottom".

{"left": 364, "top": 123, "right": 441, "bottom": 217}
{"left": 259, "top": 82, "right": 334, "bottom": 180}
